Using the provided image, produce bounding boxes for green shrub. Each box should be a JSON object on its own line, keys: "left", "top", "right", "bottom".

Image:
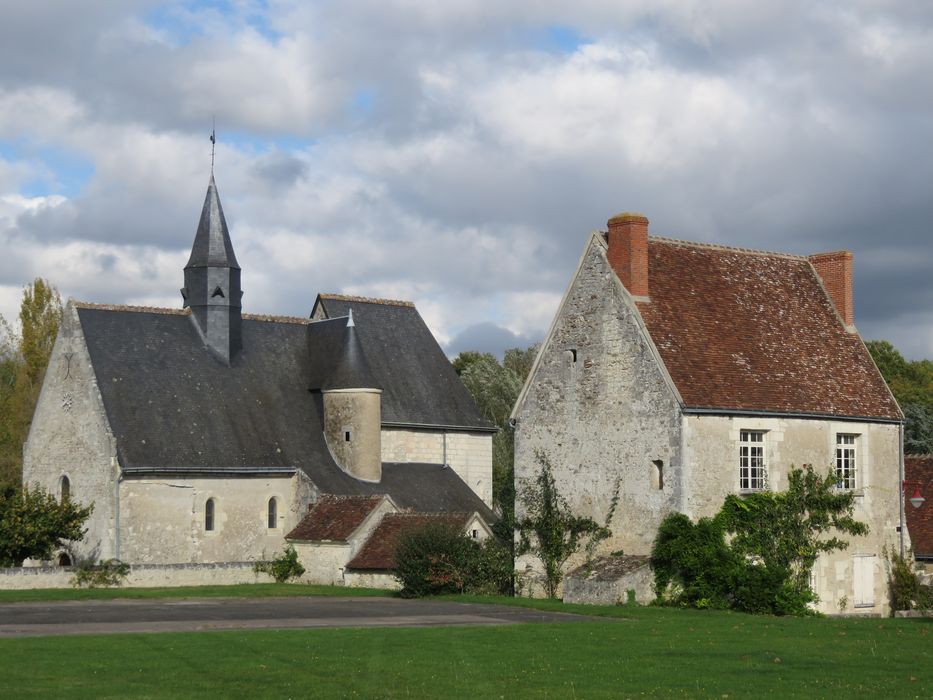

{"left": 465, "top": 537, "right": 514, "bottom": 596}
{"left": 395, "top": 521, "right": 474, "bottom": 597}
{"left": 651, "top": 466, "right": 865, "bottom": 616}
{"left": 887, "top": 549, "right": 933, "bottom": 612}
{"left": 394, "top": 522, "right": 514, "bottom": 598}
{"left": 71, "top": 559, "right": 130, "bottom": 588}
{"left": 254, "top": 545, "right": 305, "bottom": 583}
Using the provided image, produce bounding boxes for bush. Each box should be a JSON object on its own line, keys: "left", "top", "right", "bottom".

{"left": 651, "top": 466, "right": 864, "bottom": 616}
{"left": 887, "top": 549, "right": 933, "bottom": 612}
{"left": 71, "top": 559, "right": 130, "bottom": 588}
{"left": 394, "top": 522, "right": 514, "bottom": 598}
{"left": 254, "top": 545, "right": 305, "bottom": 583}
{"left": 395, "top": 521, "right": 474, "bottom": 597}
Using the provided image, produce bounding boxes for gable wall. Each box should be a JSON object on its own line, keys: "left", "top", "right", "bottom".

{"left": 514, "top": 236, "right": 684, "bottom": 583}
{"left": 684, "top": 414, "right": 901, "bottom": 615}
{"left": 23, "top": 303, "right": 119, "bottom": 563}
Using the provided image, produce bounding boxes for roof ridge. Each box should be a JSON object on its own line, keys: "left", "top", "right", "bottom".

{"left": 647, "top": 235, "right": 808, "bottom": 260}
{"left": 241, "top": 312, "right": 310, "bottom": 325}
{"left": 319, "top": 293, "right": 415, "bottom": 308}
{"left": 74, "top": 301, "right": 191, "bottom": 316}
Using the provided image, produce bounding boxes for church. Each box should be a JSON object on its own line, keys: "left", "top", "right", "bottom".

{"left": 22, "top": 174, "right": 495, "bottom": 583}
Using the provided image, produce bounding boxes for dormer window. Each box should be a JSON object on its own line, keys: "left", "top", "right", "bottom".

{"left": 211, "top": 286, "right": 225, "bottom": 298}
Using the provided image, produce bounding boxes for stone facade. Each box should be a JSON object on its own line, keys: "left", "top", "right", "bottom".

{"left": 119, "top": 475, "right": 308, "bottom": 564}
{"left": 22, "top": 303, "right": 119, "bottom": 562}
{"left": 324, "top": 389, "right": 383, "bottom": 481}
{"left": 514, "top": 235, "right": 683, "bottom": 582}
{"left": 513, "top": 230, "right": 904, "bottom": 615}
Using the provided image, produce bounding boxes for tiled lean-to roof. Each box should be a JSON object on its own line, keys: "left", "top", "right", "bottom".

{"left": 285, "top": 495, "right": 385, "bottom": 542}
{"left": 346, "top": 512, "right": 474, "bottom": 571}
{"left": 632, "top": 237, "right": 902, "bottom": 421}
{"left": 347, "top": 513, "right": 473, "bottom": 571}
{"left": 905, "top": 455, "right": 933, "bottom": 558}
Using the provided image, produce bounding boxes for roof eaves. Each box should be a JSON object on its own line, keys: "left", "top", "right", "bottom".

{"left": 682, "top": 406, "right": 904, "bottom": 424}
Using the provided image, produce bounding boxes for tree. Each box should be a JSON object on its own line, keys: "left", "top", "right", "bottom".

{"left": 0, "top": 279, "right": 62, "bottom": 488}
{"left": 0, "top": 484, "right": 93, "bottom": 567}
{"left": 866, "top": 340, "right": 933, "bottom": 453}
{"left": 453, "top": 347, "right": 536, "bottom": 532}
{"left": 516, "top": 452, "right": 607, "bottom": 598}
{"left": 651, "top": 465, "right": 868, "bottom": 615}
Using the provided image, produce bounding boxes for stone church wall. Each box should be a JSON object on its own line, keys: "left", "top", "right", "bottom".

{"left": 119, "top": 474, "right": 305, "bottom": 564}
{"left": 513, "top": 235, "right": 683, "bottom": 592}
{"left": 22, "top": 302, "right": 119, "bottom": 563}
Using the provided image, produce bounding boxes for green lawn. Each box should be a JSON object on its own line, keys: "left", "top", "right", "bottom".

{"left": 0, "top": 595, "right": 930, "bottom": 698}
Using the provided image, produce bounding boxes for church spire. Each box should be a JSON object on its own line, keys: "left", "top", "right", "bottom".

{"left": 181, "top": 175, "right": 242, "bottom": 364}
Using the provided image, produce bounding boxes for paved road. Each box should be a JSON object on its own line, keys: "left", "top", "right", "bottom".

{"left": 0, "top": 596, "right": 606, "bottom": 637}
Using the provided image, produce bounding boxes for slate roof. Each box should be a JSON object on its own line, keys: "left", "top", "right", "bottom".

{"left": 312, "top": 295, "right": 495, "bottom": 430}
{"left": 321, "top": 315, "right": 380, "bottom": 391}
{"left": 186, "top": 175, "right": 239, "bottom": 269}
{"left": 630, "top": 237, "right": 902, "bottom": 421}
{"left": 74, "top": 304, "right": 496, "bottom": 514}
{"left": 345, "top": 512, "right": 474, "bottom": 570}
{"left": 905, "top": 455, "right": 933, "bottom": 558}
{"left": 285, "top": 495, "right": 384, "bottom": 542}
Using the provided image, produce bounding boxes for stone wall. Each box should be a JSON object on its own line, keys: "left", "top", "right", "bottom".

{"left": 683, "top": 414, "right": 902, "bottom": 616}
{"left": 0, "top": 562, "right": 268, "bottom": 590}
{"left": 119, "top": 474, "right": 305, "bottom": 564}
{"left": 22, "top": 302, "right": 119, "bottom": 562}
{"left": 381, "top": 428, "right": 493, "bottom": 506}
{"left": 513, "top": 234, "right": 683, "bottom": 585}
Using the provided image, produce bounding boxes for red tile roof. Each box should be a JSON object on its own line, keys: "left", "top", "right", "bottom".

{"left": 285, "top": 495, "right": 384, "bottom": 542}
{"left": 906, "top": 455, "right": 933, "bottom": 558}
{"left": 632, "top": 237, "right": 901, "bottom": 420}
{"left": 345, "top": 512, "right": 473, "bottom": 571}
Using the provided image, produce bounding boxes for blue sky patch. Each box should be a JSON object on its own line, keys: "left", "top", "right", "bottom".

{"left": 0, "top": 139, "right": 95, "bottom": 198}
{"left": 144, "top": 0, "right": 282, "bottom": 45}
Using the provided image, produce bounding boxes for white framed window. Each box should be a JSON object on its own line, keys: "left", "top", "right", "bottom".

{"left": 835, "top": 434, "right": 857, "bottom": 490}
{"left": 739, "top": 430, "right": 767, "bottom": 491}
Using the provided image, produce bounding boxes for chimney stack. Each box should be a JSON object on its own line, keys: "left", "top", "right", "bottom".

{"left": 607, "top": 212, "right": 649, "bottom": 299}
{"left": 809, "top": 251, "right": 854, "bottom": 328}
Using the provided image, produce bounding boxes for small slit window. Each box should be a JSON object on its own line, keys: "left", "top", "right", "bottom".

{"left": 211, "top": 285, "right": 225, "bottom": 298}
{"left": 344, "top": 430, "right": 352, "bottom": 442}
{"left": 61, "top": 475, "right": 70, "bottom": 502}
{"left": 205, "top": 498, "right": 216, "bottom": 531}
{"left": 267, "top": 498, "right": 278, "bottom": 529}
{"left": 472, "top": 529, "right": 479, "bottom": 539}
{"left": 651, "top": 460, "right": 664, "bottom": 490}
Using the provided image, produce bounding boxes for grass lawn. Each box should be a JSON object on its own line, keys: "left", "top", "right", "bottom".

{"left": 0, "top": 594, "right": 930, "bottom": 698}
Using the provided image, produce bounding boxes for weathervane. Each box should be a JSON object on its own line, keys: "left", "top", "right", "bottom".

{"left": 210, "top": 117, "right": 216, "bottom": 172}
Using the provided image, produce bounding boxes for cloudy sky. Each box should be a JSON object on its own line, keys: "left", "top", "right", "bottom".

{"left": 1, "top": 1, "right": 931, "bottom": 359}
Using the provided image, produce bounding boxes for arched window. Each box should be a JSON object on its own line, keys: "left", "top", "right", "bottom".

{"left": 267, "top": 497, "right": 278, "bottom": 529}
{"left": 58, "top": 553, "right": 72, "bottom": 566}
{"left": 61, "top": 475, "right": 70, "bottom": 502}
{"left": 205, "top": 498, "right": 215, "bottom": 531}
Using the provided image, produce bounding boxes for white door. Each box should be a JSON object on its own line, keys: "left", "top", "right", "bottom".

{"left": 853, "top": 555, "right": 875, "bottom": 608}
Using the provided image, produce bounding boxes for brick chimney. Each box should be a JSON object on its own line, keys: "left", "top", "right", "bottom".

{"left": 809, "top": 251, "right": 854, "bottom": 328}
{"left": 607, "top": 212, "right": 649, "bottom": 299}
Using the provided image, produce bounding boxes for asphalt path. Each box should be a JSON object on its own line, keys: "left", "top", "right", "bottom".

{"left": 0, "top": 596, "right": 607, "bottom": 637}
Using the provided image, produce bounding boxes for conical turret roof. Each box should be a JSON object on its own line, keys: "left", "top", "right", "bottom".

{"left": 185, "top": 174, "right": 240, "bottom": 270}
{"left": 323, "top": 311, "right": 380, "bottom": 390}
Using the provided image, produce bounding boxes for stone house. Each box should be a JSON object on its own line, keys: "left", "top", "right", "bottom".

{"left": 511, "top": 212, "right": 905, "bottom": 614}
{"left": 22, "top": 175, "right": 495, "bottom": 585}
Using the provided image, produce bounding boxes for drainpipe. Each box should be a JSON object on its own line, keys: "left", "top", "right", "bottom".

{"left": 114, "top": 470, "right": 122, "bottom": 561}
{"left": 898, "top": 423, "right": 905, "bottom": 559}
